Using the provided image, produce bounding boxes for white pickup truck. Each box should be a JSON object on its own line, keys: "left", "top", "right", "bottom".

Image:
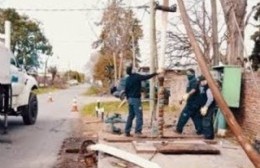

{"left": 0, "top": 44, "right": 38, "bottom": 133}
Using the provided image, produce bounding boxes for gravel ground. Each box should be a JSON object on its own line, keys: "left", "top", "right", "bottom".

{"left": 54, "top": 94, "right": 256, "bottom": 168}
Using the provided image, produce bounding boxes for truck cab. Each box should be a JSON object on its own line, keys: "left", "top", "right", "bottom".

{"left": 0, "top": 44, "right": 38, "bottom": 133}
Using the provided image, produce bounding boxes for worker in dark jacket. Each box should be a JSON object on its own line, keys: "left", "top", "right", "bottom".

{"left": 199, "top": 76, "right": 217, "bottom": 139}
{"left": 175, "top": 69, "right": 202, "bottom": 134}
{"left": 124, "top": 65, "right": 159, "bottom": 137}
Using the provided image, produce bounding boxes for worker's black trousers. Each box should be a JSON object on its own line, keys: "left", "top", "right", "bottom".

{"left": 176, "top": 104, "right": 202, "bottom": 134}
{"left": 202, "top": 107, "right": 216, "bottom": 139}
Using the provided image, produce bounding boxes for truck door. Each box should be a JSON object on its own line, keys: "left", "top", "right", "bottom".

{"left": 10, "top": 56, "right": 25, "bottom": 96}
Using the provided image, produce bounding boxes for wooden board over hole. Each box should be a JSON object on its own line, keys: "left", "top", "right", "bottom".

{"left": 132, "top": 141, "right": 158, "bottom": 153}
{"left": 132, "top": 140, "right": 209, "bottom": 153}
{"left": 103, "top": 134, "right": 204, "bottom": 143}
{"left": 155, "top": 143, "right": 220, "bottom": 155}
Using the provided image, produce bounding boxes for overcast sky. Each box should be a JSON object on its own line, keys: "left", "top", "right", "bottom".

{"left": 0, "top": 0, "right": 258, "bottom": 73}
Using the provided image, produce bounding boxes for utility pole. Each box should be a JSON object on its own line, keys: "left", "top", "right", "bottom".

{"left": 156, "top": 1, "right": 176, "bottom": 137}
{"left": 149, "top": 0, "right": 157, "bottom": 127}
{"left": 148, "top": 0, "right": 177, "bottom": 137}
{"left": 211, "top": 0, "right": 219, "bottom": 65}
{"left": 157, "top": 0, "right": 169, "bottom": 138}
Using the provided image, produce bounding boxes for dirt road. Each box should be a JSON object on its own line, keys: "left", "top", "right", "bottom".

{"left": 0, "top": 84, "right": 105, "bottom": 168}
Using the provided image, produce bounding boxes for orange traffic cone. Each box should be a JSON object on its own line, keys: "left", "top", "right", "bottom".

{"left": 71, "top": 97, "right": 79, "bottom": 112}
{"left": 48, "top": 92, "right": 53, "bottom": 102}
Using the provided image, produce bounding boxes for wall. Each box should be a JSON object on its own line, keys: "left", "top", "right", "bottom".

{"left": 164, "top": 71, "right": 186, "bottom": 106}
{"left": 236, "top": 72, "right": 260, "bottom": 139}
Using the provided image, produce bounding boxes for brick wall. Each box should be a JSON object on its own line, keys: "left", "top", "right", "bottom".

{"left": 236, "top": 72, "right": 260, "bottom": 139}
{"left": 164, "top": 71, "right": 186, "bottom": 106}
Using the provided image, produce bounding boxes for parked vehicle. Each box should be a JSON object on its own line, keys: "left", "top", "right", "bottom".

{"left": 0, "top": 45, "right": 38, "bottom": 133}
{"left": 110, "top": 75, "right": 170, "bottom": 105}
{"left": 110, "top": 76, "right": 127, "bottom": 101}
{"left": 67, "top": 79, "right": 79, "bottom": 86}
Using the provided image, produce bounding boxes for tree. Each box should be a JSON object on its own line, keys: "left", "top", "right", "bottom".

{"left": 92, "top": 0, "right": 143, "bottom": 83}
{"left": 219, "top": 0, "right": 247, "bottom": 65}
{"left": 0, "top": 8, "right": 53, "bottom": 68}
{"left": 48, "top": 66, "right": 57, "bottom": 85}
{"left": 165, "top": 0, "right": 226, "bottom": 68}
{"left": 64, "top": 70, "right": 85, "bottom": 83}
{"left": 250, "top": 3, "right": 260, "bottom": 71}
{"left": 93, "top": 53, "right": 114, "bottom": 88}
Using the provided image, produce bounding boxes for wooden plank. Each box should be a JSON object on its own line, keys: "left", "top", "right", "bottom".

{"left": 88, "top": 144, "right": 161, "bottom": 168}
{"left": 132, "top": 141, "right": 157, "bottom": 153}
{"left": 104, "top": 136, "right": 134, "bottom": 142}
{"left": 155, "top": 143, "right": 220, "bottom": 154}
{"left": 104, "top": 134, "right": 202, "bottom": 141}
{"left": 103, "top": 135, "right": 217, "bottom": 144}
{"left": 132, "top": 140, "right": 208, "bottom": 153}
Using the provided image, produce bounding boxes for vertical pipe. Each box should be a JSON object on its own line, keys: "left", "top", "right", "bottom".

{"left": 4, "top": 21, "right": 11, "bottom": 50}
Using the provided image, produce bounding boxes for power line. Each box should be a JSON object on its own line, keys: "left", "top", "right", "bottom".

{"left": 10, "top": 5, "right": 149, "bottom": 12}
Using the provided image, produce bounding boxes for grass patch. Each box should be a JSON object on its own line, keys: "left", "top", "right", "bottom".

{"left": 34, "top": 87, "right": 57, "bottom": 95}
{"left": 168, "top": 104, "right": 181, "bottom": 113}
{"left": 81, "top": 101, "right": 150, "bottom": 116}
{"left": 81, "top": 100, "right": 178, "bottom": 116}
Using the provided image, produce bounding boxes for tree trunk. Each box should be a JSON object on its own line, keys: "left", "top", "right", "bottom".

{"left": 211, "top": 0, "right": 219, "bottom": 65}
{"left": 131, "top": 33, "right": 136, "bottom": 68}
{"left": 118, "top": 53, "right": 123, "bottom": 79}
{"left": 219, "top": 0, "right": 247, "bottom": 65}
{"left": 113, "top": 52, "right": 117, "bottom": 82}
{"left": 149, "top": 0, "right": 157, "bottom": 127}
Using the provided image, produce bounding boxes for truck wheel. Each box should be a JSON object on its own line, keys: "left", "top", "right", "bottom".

{"left": 22, "top": 92, "right": 38, "bottom": 125}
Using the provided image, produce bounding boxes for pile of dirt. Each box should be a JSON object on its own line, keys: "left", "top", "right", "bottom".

{"left": 54, "top": 116, "right": 103, "bottom": 168}
{"left": 54, "top": 137, "right": 88, "bottom": 168}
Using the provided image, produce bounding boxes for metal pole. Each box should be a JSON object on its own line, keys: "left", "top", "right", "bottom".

{"left": 149, "top": 0, "right": 156, "bottom": 126}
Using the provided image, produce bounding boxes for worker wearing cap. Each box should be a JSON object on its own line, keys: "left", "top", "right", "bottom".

{"left": 199, "top": 76, "right": 217, "bottom": 139}
{"left": 124, "top": 64, "right": 159, "bottom": 137}
{"left": 175, "top": 69, "right": 202, "bottom": 134}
